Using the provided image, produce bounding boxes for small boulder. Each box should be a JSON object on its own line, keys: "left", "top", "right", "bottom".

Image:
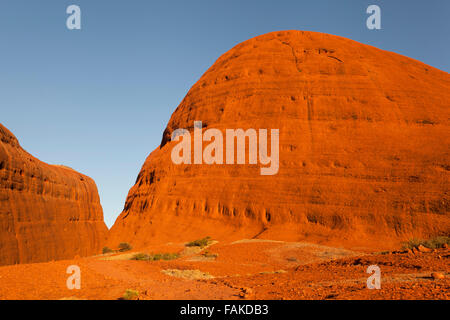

{"left": 417, "top": 245, "right": 431, "bottom": 253}
{"left": 239, "top": 287, "right": 253, "bottom": 299}
{"left": 431, "top": 272, "right": 445, "bottom": 280}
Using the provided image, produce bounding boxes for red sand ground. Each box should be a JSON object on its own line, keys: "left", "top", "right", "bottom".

{"left": 0, "top": 239, "right": 447, "bottom": 300}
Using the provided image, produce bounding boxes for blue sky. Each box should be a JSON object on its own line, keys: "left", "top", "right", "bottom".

{"left": 1, "top": 0, "right": 448, "bottom": 227}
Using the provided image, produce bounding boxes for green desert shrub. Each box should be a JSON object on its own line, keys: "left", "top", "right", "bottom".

{"left": 118, "top": 242, "right": 132, "bottom": 252}
{"left": 132, "top": 252, "right": 179, "bottom": 261}
{"left": 132, "top": 253, "right": 151, "bottom": 261}
{"left": 102, "top": 246, "right": 114, "bottom": 254}
{"left": 152, "top": 253, "right": 179, "bottom": 261}
{"left": 186, "top": 236, "right": 212, "bottom": 248}
{"left": 160, "top": 253, "right": 179, "bottom": 260}
{"left": 202, "top": 251, "right": 218, "bottom": 258}
{"left": 402, "top": 239, "right": 423, "bottom": 250}
{"left": 122, "top": 289, "right": 139, "bottom": 300}
{"left": 402, "top": 236, "right": 450, "bottom": 250}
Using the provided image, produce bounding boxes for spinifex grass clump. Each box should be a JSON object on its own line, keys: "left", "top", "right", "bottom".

{"left": 153, "top": 253, "right": 180, "bottom": 261}
{"left": 402, "top": 236, "right": 450, "bottom": 250}
{"left": 186, "top": 236, "right": 212, "bottom": 248}
{"left": 132, "top": 253, "right": 151, "bottom": 261}
{"left": 102, "top": 246, "right": 114, "bottom": 254}
{"left": 118, "top": 242, "right": 132, "bottom": 252}
{"left": 132, "top": 252, "right": 179, "bottom": 261}
{"left": 202, "top": 251, "right": 218, "bottom": 258}
{"left": 122, "top": 289, "right": 139, "bottom": 300}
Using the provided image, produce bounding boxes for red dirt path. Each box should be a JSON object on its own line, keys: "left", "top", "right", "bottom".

{"left": 0, "top": 240, "right": 447, "bottom": 300}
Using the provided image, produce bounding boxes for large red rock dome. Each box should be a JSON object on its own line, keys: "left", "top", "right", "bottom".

{"left": 108, "top": 30, "right": 449, "bottom": 250}
{"left": 0, "top": 123, "right": 108, "bottom": 265}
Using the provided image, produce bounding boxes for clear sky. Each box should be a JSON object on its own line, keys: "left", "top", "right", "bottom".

{"left": 1, "top": 0, "right": 449, "bottom": 227}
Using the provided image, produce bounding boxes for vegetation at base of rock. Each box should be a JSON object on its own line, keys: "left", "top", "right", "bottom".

{"left": 202, "top": 251, "right": 218, "bottom": 258}
{"left": 118, "top": 242, "right": 132, "bottom": 252}
{"left": 102, "top": 247, "right": 114, "bottom": 254}
{"left": 132, "top": 252, "right": 179, "bottom": 261}
{"left": 122, "top": 289, "right": 139, "bottom": 300}
{"left": 186, "top": 236, "right": 212, "bottom": 248}
{"left": 402, "top": 236, "right": 450, "bottom": 250}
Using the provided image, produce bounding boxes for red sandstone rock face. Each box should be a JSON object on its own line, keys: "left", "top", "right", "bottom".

{"left": 0, "top": 124, "right": 107, "bottom": 265}
{"left": 108, "top": 31, "right": 450, "bottom": 250}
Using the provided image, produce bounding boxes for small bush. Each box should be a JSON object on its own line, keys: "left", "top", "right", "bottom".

{"left": 102, "top": 247, "right": 114, "bottom": 254}
{"left": 118, "top": 242, "right": 132, "bottom": 252}
{"left": 132, "top": 253, "right": 151, "bottom": 261}
{"left": 186, "top": 236, "right": 212, "bottom": 248}
{"left": 202, "top": 251, "right": 218, "bottom": 258}
{"left": 132, "top": 252, "right": 179, "bottom": 261}
{"left": 402, "top": 236, "right": 450, "bottom": 250}
{"left": 122, "top": 289, "right": 139, "bottom": 300}
{"left": 159, "top": 253, "right": 179, "bottom": 261}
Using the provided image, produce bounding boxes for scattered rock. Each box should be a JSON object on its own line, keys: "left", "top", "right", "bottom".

{"left": 417, "top": 245, "right": 432, "bottom": 253}
{"left": 325, "top": 293, "right": 339, "bottom": 299}
{"left": 431, "top": 272, "right": 445, "bottom": 280}
{"left": 239, "top": 287, "right": 253, "bottom": 299}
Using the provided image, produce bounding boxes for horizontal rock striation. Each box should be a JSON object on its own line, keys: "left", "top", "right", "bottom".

{"left": 0, "top": 124, "right": 108, "bottom": 265}
{"left": 109, "top": 31, "right": 449, "bottom": 250}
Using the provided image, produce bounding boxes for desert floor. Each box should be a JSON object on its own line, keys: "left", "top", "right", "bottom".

{"left": 0, "top": 239, "right": 448, "bottom": 300}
